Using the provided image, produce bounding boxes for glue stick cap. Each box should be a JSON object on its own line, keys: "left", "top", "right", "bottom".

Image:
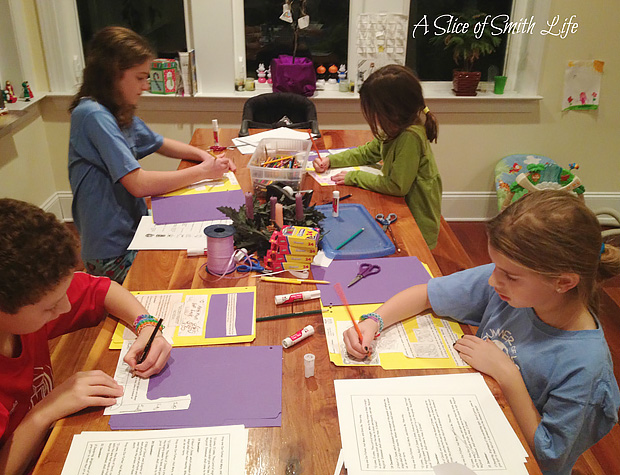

{"left": 304, "top": 353, "right": 315, "bottom": 378}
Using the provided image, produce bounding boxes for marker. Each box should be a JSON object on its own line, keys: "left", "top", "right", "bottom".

{"left": 275, "top": 290, "right": 321, "bottom": 305}
{"left": 282, "top": 325, "right": 314, "bottom": 348}
{"left": 257, "top": 309, "right": 322, "bottom": 322}
{"left": 212, "top": 119, "right": 219, "bottom": 145}
{"left": 136, "top": 318, "right": 164, "bottom": 365}
{"left": 332, "top": 190, "right": 340, "bottom": 217}
{"left": 335, "top": 227, "right": 364, "bottom": 250}
{"left": 337, "top": 193, "right": 352, "bottom": 203}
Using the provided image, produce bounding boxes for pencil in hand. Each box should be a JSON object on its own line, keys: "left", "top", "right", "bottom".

{"left": 334, "top": 283, "right": 369, "bottom": 356}
{"left": 136, "top": 318, "right": 164, "bottom": 365}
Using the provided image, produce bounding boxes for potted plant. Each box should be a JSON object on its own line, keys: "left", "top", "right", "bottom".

{"left": 430, "top": 10, "right": 502, "bottom": 96}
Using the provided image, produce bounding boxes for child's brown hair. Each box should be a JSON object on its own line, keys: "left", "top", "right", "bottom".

{"left": 69, "top": 26, "right": 155, "bottom": 128}
{"left": 0, "top": 199, "right": 79, "bottom": 314}
{"left": 359, "top": 64, "right": 438, "bottom": 143}
{"left": 487, "top": 190, "right": 620, "bottom": 313}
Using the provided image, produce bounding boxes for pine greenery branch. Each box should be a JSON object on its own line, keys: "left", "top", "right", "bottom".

{"left": 217, "top": 197, "right": 325, "bottom": 257}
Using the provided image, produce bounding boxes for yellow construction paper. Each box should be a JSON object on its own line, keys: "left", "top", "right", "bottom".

{"left": 322, "top": 303, "right": 468, "bottom": 369}
{"left": 109, "top": 287, "right": 256, "bottom": 349}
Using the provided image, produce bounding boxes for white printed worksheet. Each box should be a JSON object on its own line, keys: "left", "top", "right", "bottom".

{"left": 335, "top": 373, "right": 529, "bottom": 474}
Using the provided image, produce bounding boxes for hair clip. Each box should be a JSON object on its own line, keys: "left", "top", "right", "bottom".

{"left": 422, "top": 106, "right": 430, "bottom": 115}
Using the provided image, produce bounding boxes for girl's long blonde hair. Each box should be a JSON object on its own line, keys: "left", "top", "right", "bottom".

{"left": 487, "top": 190, "right": 620, "bottom": 313}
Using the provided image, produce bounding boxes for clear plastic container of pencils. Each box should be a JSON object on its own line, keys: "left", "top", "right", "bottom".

{"left": 248, "top": 138, "right": 312, "bottom": 196}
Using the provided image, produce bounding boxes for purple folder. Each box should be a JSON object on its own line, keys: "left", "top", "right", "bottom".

{"left": 109, "top": 346, "right": 282, "bottom": 430}
{"left": 311, "top": 256, "right": 431, "bottom": 306}
{"left": 151, "top": 189, "right": 245, "bottom": 224}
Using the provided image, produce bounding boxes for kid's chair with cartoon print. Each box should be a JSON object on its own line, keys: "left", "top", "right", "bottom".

{"left": 494, "top": 154, "right": 585, "bottom": 212}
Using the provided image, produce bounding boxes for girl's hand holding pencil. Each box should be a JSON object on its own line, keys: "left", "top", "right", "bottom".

{"left": 342, "top": 318, "right": 378, "bottom": 360}
{"left": 312, "top": 155, "right": 330, "bottom": 173}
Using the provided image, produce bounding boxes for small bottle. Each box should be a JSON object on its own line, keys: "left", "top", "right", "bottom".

{"left": 235, "top": 56, "right": 245, "bottom": 91}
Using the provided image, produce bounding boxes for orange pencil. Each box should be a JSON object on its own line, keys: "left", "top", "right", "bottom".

{"left": 334, "top": 283, "right": 366, "bottom": 351}
{"left": 308, "top": 131, "right": 322, "bottom": 161}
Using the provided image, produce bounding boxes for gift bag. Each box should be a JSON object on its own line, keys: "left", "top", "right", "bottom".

{"left": 270, "top": 55, "right": 316, "bottom": 97}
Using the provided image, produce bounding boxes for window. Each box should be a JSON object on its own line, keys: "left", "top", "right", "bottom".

{"left": 36, "top": 0, "right": 548, "bottom": 97}
{"left": 75, "top": 0, "right": 187, "bottom": 58}
{"left": 405, "top": 0, "right": 513, "bottom": 81}
{"left": 243, "top": 0, "right": 349, "bottom": 79}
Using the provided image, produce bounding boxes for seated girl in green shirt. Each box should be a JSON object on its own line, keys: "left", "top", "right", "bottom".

{"left": 313, "top": 64, "right": 442, "bottom": 249}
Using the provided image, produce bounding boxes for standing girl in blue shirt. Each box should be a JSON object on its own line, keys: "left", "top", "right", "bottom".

{"left": 312, "top": 64, "right": 442, "bottom": 248}
{"left": 344, "top": 190, "right": 620, "bottom": 474}
{"left": 69, "top": 26, "right": 236, "bottom": 283}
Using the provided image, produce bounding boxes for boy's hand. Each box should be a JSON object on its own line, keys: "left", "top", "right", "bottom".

{"left": 125, "top": 331, "right": 172, "bottom": 378}
{"left": 343, "top": 319, "right": 378, "bottom": 360}
{"left": 33, "top": 370, "right": 123, "bottom": 425}
{"left": 453, "top": 335, "right": 515, "bottom": 380}
{"left": 313, "top": 155, "right": 330, "bottom": 173}
{"left": 332, "top": 171, "right": 348, "bottom": 185}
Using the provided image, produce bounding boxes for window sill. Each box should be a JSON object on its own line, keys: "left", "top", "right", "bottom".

{"left": 0, "top": 97, "right": 44, "bottom": 139}
{"left": 44, "top": 86, "right": 542, "bottom": 115}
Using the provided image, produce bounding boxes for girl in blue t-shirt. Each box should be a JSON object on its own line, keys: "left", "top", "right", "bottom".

{"left": 344, "top": 190, "right": 620, "bottom": 474}
{"left": 68, "top": 26, "right": 236, "bottom": 283}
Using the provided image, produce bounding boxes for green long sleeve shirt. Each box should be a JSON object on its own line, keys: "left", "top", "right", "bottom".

{"left": 329, "top": 125, "right": 442, "bottom": 249}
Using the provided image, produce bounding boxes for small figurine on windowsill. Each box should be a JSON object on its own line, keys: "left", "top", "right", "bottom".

{"left": 257, "top": 63, "right": 267, "bottom": 83}
{"left": 5, "top": 81, "right": 17, "bottom": 103}
{"left": 316, "top": 65, "right": 326, "bottom": 90}
{"left": 22, "top": 81, "right": 33, "bottom": 101}
{"left": 327, "top": 64, "right": 338, "bottom": 84}
{"left": 266, "top": 65, "right": 272, "bottom": 84}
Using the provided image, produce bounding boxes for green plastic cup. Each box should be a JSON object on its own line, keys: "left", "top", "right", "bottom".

{"left": 494, "top": 76, "right": 507, "bottom": 94}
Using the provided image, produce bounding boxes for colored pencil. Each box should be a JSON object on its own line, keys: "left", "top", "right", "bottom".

{"left": 335, "top": 227, "right": 364, "bottom": 250}
{"left": 333, "top": 283, "right": 364, "bottom": 345}
{"left": 257, "top": 309, "right": 323, "bottom": 322}
{"left": 262, "top": 155, "right": 293, "bottom": 166}
{"left": 308, "top": 131, "right": 322, "bottom": 160}
{"left": 136, "top": 318, "right": 164, "bottom": 365}
{"left": 261, "top": 276, "right": 330, "bottom": 285}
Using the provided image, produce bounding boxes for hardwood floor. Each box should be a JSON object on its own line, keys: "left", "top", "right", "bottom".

{"left": 447, "top": 221, "right": 620, "bottom": 475}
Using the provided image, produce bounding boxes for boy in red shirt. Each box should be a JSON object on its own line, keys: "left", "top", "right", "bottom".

{"left": 0, "top": 199, "right": 171, "bottom": 474}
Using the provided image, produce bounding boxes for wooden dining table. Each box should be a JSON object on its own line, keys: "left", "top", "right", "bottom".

{"left": 34, "top": 129, "right": 541, "bottom": 474}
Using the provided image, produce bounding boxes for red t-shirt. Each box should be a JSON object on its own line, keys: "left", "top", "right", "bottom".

{"left": 0, "top": 272, "right": 111, "bottom": 445}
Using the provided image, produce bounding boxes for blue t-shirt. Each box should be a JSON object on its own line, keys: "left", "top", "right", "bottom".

{"left": 68, "top": 98, "right": 163, "bottom": 260}
{"left": 428, "top": 264, "right": 620, "bottom": 475}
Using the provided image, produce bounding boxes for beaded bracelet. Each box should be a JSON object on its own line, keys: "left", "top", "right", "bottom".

{"left": 133, "top": 314, "right": 164, "bottom": 334}
{"left": 359, "top": 312, "right": 384, "bottom": 337}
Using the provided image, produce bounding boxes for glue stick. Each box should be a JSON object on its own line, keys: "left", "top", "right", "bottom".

{"left": 332, "top": 190, "right": 340, "bottom": 217}
{"left": 212, "top": 119, "right": 219, "bottom": 145}
{"left": 275, "top": 290, "right": 321, "bottom": 305}
{"left": 282, "top": 325, "right": 314, "bottom": 348}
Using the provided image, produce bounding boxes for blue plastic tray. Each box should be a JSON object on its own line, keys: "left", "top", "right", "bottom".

{"left": 316, "top": 203, "right": 395, "bottom": 259}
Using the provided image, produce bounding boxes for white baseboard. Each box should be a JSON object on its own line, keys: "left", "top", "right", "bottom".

{"left": 41, "top": 191, "right": 620, "bottom": 225}
{"left": 41, "top": 192, "right": 73, "bottom": 222}
{"left": 442, "top": 191, "right": 620, "bottom": 225}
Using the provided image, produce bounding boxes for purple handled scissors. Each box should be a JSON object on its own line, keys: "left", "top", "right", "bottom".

{"left": 348, "top": 262, "right": 381, "bottom": 287}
